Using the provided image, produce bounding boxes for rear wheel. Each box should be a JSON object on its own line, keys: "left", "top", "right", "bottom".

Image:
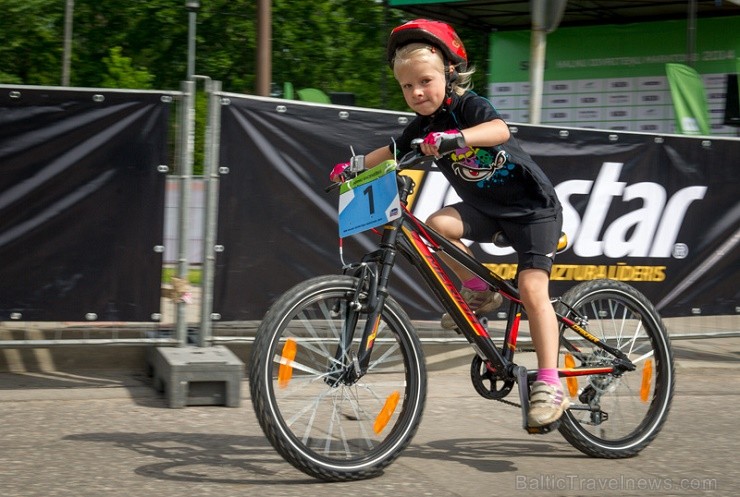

{"left": 555, "top": 279, "right": 674, "bottom": 458}
{"left": 249, "top": 275, "right": 426, "bottom": 481}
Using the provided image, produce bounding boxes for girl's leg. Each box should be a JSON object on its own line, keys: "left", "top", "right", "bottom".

{"left": 518, "top": 268, "right": 559, "bottom": 370}
{"left": 500, "top": 212, "right": 562, "bottom": 371}
{"left": 427, "top": 207, "right": 501, "bottom": 329}
{"left": 519, "top": 268, "right": 569, "bottom": 426}
{"left": 426, "top": 206, "right": 477, "bottom": 281}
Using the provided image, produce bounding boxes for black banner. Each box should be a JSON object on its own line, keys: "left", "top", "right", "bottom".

{"left": 514, "top": 126, "right": 739, "bottom": 316}
{"left": 0, "top": 87, "right": 170, "bottom": 321}
{"left": 214, "top": 96, "right": 739, "bottom": 319}
{"left": 214, "top": 96, "right": 438, "bottom": 320}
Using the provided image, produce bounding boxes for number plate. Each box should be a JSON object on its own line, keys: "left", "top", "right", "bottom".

{"left": 338, "top": 160, "right": 401, "bottom": 237}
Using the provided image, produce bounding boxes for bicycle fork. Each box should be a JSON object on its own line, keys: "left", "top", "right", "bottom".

{"left": 327, "top": 239, "right": 400, "bottom": 387}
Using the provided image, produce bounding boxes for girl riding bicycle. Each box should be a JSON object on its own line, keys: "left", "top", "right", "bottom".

{"left": 330, "top": 19, "right": 566, "bottom": 428}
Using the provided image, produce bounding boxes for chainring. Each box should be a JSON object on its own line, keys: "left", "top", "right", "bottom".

{"left": 470, "top": 355, "right": 516, "bottom": 401}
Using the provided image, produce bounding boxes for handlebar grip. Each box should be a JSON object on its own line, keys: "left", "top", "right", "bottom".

{"left": 437, "top": 134, "right": 465, "bottom": 154}
{"left": 410, "top": 135, "right": 464, "bottom": 154}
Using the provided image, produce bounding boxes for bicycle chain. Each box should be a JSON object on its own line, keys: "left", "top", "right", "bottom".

{"left": 494, "top": 396, "right": 521, "bottom": 409}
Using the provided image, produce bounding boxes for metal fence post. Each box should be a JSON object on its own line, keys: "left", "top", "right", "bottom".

{"left": 175, "top": 80, "right": 196, "bottom": 346}
{"left": 198, "top": 79, "right": 222, "bottom": 347}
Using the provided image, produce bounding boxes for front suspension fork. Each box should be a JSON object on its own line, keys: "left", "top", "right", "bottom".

{"left": 327, "top": 257, "right": 392, "bottom": 385}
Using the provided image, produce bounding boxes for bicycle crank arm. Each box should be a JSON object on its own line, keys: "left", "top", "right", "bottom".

{"left": 514, "top": 365, "right": 530, "bottom": 431}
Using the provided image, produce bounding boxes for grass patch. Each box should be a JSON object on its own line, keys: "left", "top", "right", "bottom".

{"left": 162, "top": 267, "right": 202, "bottom": 285}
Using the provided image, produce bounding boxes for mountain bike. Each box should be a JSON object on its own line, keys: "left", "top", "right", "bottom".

{"left": 249, "top": 139, "right": 675, "bottom": 481}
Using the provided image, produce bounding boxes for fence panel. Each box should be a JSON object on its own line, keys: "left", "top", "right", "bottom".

{"left": 0, "top": 86, "right": 173, "bottom": 322}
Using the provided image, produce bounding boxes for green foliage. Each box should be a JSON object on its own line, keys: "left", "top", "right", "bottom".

{"left": 0, "top": 0, "right": 65, "bottom": 85}
{"left": 193, "top": 91, "right": 208, "bottom": 175}
{"left": 270, "top": 0, "right": 408, "bottom": 109}
{"left": 71, "top": 0, "right": 187, "bottom": 89}
{"left": 101, "top": 47, "right": 154, "bottom": 89}
{"left": 0, "top": 0, "right": 489, "bottom": 110}
{"left": 454, "top": 26, "right": 490, "bottom": 98}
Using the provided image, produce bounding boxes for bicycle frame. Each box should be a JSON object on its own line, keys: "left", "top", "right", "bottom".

{"left": 343, "top": 174, "right": 635, "bottom": 396}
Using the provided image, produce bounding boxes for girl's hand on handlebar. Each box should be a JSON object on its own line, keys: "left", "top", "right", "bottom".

{"left": 398, "top": 134, "right": 461, "bottom": 171}
{"left": 329, "top": 161, "right": 351, "bottom": 183}
{"left": 420, "top": 130, "right": 465, "bottom": 157}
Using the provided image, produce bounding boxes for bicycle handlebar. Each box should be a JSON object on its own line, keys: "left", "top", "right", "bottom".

{"left": 396, "top": 134, "right": 462, "bottom": 170}
{"left": 325, "top": 135, "right": 461, "bottom": 192}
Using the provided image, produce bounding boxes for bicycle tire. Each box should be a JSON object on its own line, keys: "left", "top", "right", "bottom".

{"left": 555, "top": 279, "right": 674, "bottom": 458}
{"left": 249, "top": 275, "right": 427, "bottom": 481}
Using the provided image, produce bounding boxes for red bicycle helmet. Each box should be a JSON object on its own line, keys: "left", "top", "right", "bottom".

{"left": 387, "top": 19, "right": 468, "bottom": 69}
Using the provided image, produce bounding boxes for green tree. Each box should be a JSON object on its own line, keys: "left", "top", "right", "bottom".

{"left": 101, "top": 46, "right": 154, "bottom": 89}
{"left": 270, "top": 0, "right": 407, "bottom": 109}
{"left": 0, "top": 0, "right": 64, "bottom": 85}
{"left": 0, "top": 1, "right": 488, "bottom": 109}
{"left": 71, "top": 0, "right": 187, "bottom": 89}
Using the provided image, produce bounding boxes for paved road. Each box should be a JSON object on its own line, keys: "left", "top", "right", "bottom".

{"left": 0, "top": 337, "right": 738, "bottom": 497}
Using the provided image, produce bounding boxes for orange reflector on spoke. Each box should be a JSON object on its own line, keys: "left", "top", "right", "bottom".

{"left": 277, "top": 339, "right": 297, "bottom": 389}
{"left": 640, "top": 358, "right": 653, "bottom": 403}
{"left": 373, "top": 390, "right": 400, "bottom": 435}
{"left": 564, "top": 353, "right": 578, "bottom": 398}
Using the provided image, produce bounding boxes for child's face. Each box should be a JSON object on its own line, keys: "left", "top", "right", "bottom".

{"left": 394, "top": 55, "right": 448, "bottom": 116}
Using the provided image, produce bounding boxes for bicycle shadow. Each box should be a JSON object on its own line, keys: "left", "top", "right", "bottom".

{"left": 62, "top": 432, "right": 583, "bottom": 483}
{"left": 63, "top": 431, "right": 317, "bottom": 485}
{"left": 403, "top": 436, "right": 582, "bottom": 474}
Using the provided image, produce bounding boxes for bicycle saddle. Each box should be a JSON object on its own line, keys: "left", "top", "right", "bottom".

{"left": 492, "top": 231, "right": 568, "bottom": 253}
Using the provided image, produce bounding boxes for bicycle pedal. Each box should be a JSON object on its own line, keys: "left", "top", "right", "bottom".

{"left": 525, "top": 419, "right": 561, "bottom": 435}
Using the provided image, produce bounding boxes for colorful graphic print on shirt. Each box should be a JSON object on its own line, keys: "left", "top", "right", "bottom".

{"left": 449, "top": 146, "right": 516, "bottom": 186}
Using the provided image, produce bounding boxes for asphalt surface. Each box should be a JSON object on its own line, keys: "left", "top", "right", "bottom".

{"left": 0, "top": 336, "right": 738, "bottom": 497}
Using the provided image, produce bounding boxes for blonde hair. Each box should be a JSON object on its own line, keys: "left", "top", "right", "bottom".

{"left": 392, "top": 42, "right": 475, "bottom": 95}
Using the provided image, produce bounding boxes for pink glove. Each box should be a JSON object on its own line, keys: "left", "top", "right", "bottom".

{"left": 329, "top": 162, "right": 351, "bottom": 183}
{"left": 422, "top": 129, "right": 465, "bottom": 154}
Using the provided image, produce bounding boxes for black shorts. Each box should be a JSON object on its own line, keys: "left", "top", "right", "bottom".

{"left": 451, "top": 203, "right": 563, "bottom": 274}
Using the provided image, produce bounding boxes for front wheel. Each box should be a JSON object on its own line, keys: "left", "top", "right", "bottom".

{"left": 249, "top": 275, "right": 426, "bottom": 481}
{"left": 555, "top": 279, "right": 675, "bottom": 458}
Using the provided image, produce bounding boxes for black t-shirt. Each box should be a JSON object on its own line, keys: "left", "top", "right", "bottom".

{"left": 394, "top": 92, "right": 561, "bottom": 221}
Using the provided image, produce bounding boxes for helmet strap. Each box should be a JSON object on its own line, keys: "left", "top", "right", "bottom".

{"left": 428, "top": 52, "right": 457, "bottom": 117}
{"left": 449, "top": 67, "right": 459, "bottom": 84}
{"left": 444, "top": 58, "right": 456, "bottom": 108}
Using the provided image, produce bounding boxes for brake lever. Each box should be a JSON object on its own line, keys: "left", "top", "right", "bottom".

{"left": 325, "top": 182, "right": 341, "bottom": 193}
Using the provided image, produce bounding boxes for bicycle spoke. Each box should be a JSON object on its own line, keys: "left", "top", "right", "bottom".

{"left": 366, "top": 341, "right": 401, "bottom": 372}
{"left": 273, "top": 351, "right": 325, "bottom": 377}
{"left": 342, "top": 387, "right": 376, "bottom": 450}
{"left": 629, "top": 349, "right": 655, "bottom": 365}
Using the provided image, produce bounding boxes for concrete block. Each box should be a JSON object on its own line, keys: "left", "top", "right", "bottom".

{"left": 151, "top": 345, "right": 244, "bottom": 408}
